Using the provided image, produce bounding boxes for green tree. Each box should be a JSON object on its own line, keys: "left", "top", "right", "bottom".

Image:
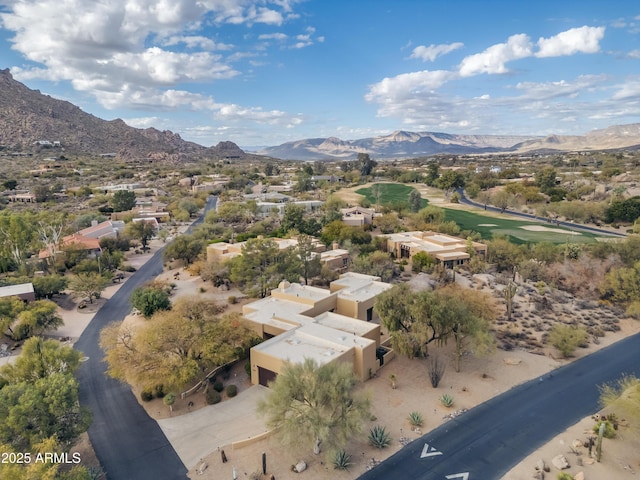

{"left": 425, "top": 162, "right": 440, "bottom": 186}
{"left": 131, "top": 285, "right": 171, "bottom": 318}
{"left": 408, "top": 189, "right": 422, "bottom": 212}
{"left": 12, "top": 300, "right": 64, "bottom": 341}
{"left": 178, "top": 198, "right": 199, "bottom": 217}
{"left": 437, "top": 170, "right": 465, "bottom": 191}
{"left": 101, "top": 298, "right": 257, "bottom": 390}
{"left": 375, "top": 283, "right": 495, "bottom": 371}
{"left": 352, "top": 251, "right": 398, "bottom": 282}
{"left": 163, "top": 234, "right": 204, "bottom": 266}
{"left": 0, "top": 337, "right": 81, "bottom": 384}
{"left": 257, "top": 358, "right": 370, "bottom": 456}
{"left": 296, "top": 234, "right": 322, "bottom": 285}
{"left": 599, "top": 261, "right": 640, "bottom": 304}
{"left": 32, "top": 275, "right": 68, "bottom": 299}
{"left": 228, "top": 238, "right": 301, "bottom": 298}
{"left": 68, "top": 272, "right": 110, "bottom": 304}
{"left": 2, "top": 179, "right": 17, "bottom": 191}
{"left": 534, "top": 166, "right": 558, "bottom": 193}
{"left": 281, "top": 204, "right": 321, "bottom": 237}
{"left": 357, "top": 153, "right": 377, "bottom": 177}
{"left": 0, "top": 297, "right": 25, "bottom": 338}
{"left": 0, "top": 373, "right": 91, "bottom": 451}
{"left": 110, "top": 190, "right": 136, "bottom": 212}
{"left": 547, "top": 324, "right": 588, "bottom": 358}
{"left": 126, "top": 220, "right": 156, "bottom": 251}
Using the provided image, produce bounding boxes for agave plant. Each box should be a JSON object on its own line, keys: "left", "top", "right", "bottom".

{"left": 332, "top": 449, "right": 352, "bottom": 470}
{"left": 440, "top": 393, "right": 454, "bottom": 408}
{"left": 368, "top": 425, "right": 391, "bottom": 449}
{"left": 408, "top": 411, "right": 423, "bottom": 427}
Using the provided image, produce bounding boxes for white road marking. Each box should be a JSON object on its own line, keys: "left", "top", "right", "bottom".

{"left": 420, "top": 443, "right": 443, "bottom": 458}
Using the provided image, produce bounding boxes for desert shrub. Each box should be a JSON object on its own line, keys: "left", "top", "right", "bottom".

{"left": 368, "top": 425, "right": 391, "bottom": 449}
{"left": 440, "top": 393, "right": 454, "bottom": 408}
{"left": 332, "top": 449, "right": 352, "bottom": 470}
{"left": 408, "top": 411, "right": 423, "bottom": 427}
{"left": 153, "top": 384, "right": 165, "bottom": 398}
{"left": 593, "top": 420, "right": 616, "bottom": 438}
{"left": 557, "top": 473, "right": 573, "bottom": 480}
{"left": 226, "top": 384, "right": 238, "bottom": 397}
{"left": 244, "top": 361, "right": 251, "bottom": 377}
{"left": 228, "top": 295, "right": 237, "bottom": 304}
{"left": 205, "top": 389, "right": 221, "bottom": 405}
{"left": 140, "top": 389, "right": 154, "bottom": 402}
{"left": 213, "top": 380, "right": 224, "bottom": 392}
{"left": 548, "top": 324, "right": 588, "bottom": 357}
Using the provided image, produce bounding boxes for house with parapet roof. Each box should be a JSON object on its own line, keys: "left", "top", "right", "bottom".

{"left": 243, "top": 272, "right": 393, "bottom": 386}
{"left": 0, "top": 283, "right": 35, "bottom": 302}
{"left": 383, "top": 231, "right": 487, "bottom": 268}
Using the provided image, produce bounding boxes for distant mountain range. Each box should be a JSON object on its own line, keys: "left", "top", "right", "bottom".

{"left": 259, "top": 125, "right": 640, "bottom": 160}
{"left": 2, "top": 68, "right": 639, "bottom": 162}
{"left": 0, "top": 69, "right": 247, "bottom": 162}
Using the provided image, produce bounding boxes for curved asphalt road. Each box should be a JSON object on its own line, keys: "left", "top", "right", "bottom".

{"left": 75, "top": 196, "right": 216, "bottom": 480}
{"left": 360, "top": 332, "right": 640, "bottom": 480}
{"left": 456, "top": 188, "right": 627, "bottom": 238}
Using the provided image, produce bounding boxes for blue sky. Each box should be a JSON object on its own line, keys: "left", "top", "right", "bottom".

{"left": 1, "top": 0, "right": 639, "bottom": 148}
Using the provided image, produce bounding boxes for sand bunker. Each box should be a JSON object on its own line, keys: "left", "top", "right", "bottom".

{"left": 520, "top": 225, "right": 581, "bottom": 235}
{"left": 478, "top": 223, "right": 498, "bottom": 227}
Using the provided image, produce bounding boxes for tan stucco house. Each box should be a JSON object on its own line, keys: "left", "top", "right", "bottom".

{"left": 243, "top": 273, "right": 393, "bottom": 386}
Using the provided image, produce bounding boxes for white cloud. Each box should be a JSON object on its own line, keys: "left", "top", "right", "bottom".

{"left": 410, "top": 42, "right": 464, "bottom": 62}
{"left": 259, "top": 32, "right": 288, "bottom": 41}
{"left": 536, "top": 26, "right": 605, "bottom": 57}
{"left": 161, "top": 35, "right": 233, "bottom": 50}
{"left": 458, "top": 34, "right": 533, "bottom": 77}
{"left": 366, "top": 70, "right": 456, "bottom": 102}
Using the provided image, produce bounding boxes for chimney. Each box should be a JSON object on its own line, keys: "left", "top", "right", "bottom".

{"left": 91, "top": 220, "right": 99, "bottom": 227}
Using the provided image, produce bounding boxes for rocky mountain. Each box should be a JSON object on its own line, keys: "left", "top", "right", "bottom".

{"left": 260, "top": 126, "right": 640, "bottom": 160}
{"left": 0, "top": 69, "right": 247, "bottom": 162}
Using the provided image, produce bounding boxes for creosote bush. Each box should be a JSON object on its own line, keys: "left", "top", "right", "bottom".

{"left": 205, "top": 389, "right": 221, "bottom": 405}
{"left": 226, "top": 384, "right": 238, "bottom": 397}
{"left": 140, "top": 389, "right": 153, "bottom": 402}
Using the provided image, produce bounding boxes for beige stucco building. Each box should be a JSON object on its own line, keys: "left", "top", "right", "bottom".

{"left": 384, "top": 231, "right": 487, "bottom": 268}
{"left": 243, "top": 273, "right": 394, "bottom": 386}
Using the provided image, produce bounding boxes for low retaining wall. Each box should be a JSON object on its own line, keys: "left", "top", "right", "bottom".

{"left": 231, "top": 430, "right": 273, "bottom": 450}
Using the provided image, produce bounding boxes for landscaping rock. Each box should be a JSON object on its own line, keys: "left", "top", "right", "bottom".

{"left": 294, "top": 461, "right": 307, "bottom": 473}
{"left": 535, "top": 459, "right": 548, "bottom": 472}
{"left": 503, "top": 357, "right": 522, "bottom": 365}
{"left": 552, "top": 454, "right": 570, "bottom": 470}
{"left": 532, "top": 470, "right": 544, "bottom": 480}
{"left": 574, "top": 472, "right": 585, "bottom": 480}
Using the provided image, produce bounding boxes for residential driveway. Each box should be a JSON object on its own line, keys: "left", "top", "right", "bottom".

{"left": 157, "top": 385, "right": 270, "bottom": 469}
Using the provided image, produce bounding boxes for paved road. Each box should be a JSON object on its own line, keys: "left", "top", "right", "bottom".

{"left": 456, "top": 188, "right": 626, "bottom": 238}
{"left": 359, "top": 332, "right": 640, "bottom": 480}
{"left": 75, "top": 196, "right": 217, "bottom": 480}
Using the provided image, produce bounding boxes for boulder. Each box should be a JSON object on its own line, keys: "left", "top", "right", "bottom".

{"left": 532, "top": 470, "right": 544, "bottom": 479}
{"left": 552, "top": 454, "right": 570, "bottom": 470}
{"left": 535, "top": 459, "right": 547, "bottom": 471}
{"left": 574, "top": 472, "right": 585, "bottom": 480}
{"left": 294, "top": 461, "right": 307, "bottom": 473}
{"left": 572, "top": 439, "right": 584, "bottom": 449}
{"left": 503, "top": 357, "right": 522, "bottom": 365}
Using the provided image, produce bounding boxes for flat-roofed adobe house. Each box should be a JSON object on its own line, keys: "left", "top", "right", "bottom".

{"left": 383, "top": 231, "right": 487, "bottom": 268}
{"left": 244, "top": 273, "right": 393, "bottom": 386}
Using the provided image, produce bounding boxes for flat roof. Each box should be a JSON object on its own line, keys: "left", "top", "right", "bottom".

{"left": 275, "top": 282, "right": 333, "bottom": 302}
{"left": 253, "top": 326, "right": 353, "bottom": 366}
{"left": 0, "top": 283, "right": 34, "bottom": 297}
{"left": 338, "top": 281, "right": 393, "bottom": 302}
{"left": 313, "top": 312, "right": 378, "bottom": 337}
{"left": 243, "top": 296, "right": 313, "bottom": 327}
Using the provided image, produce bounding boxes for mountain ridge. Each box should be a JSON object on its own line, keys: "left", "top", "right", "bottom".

{"left": 0, "top": 68, "right": 247, "bottom": 162}
{"left": 2, "top": 68, "right": 639, "bottom": 162}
